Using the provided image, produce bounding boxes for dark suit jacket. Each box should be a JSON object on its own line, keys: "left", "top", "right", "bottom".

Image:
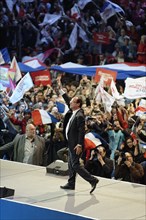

{"left": 0, "top": 134, "right": 46, "bottom": 166}
{"left": 62, "top": 93, "right": 85, "bottom": 153}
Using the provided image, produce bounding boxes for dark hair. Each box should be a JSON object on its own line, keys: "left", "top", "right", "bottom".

{"left": 24, "top": 109, "right": 31, "bottom": 115}
{"left": 76, "top": 96, "right": 83, "bottom": 107}
{"left": 125, "top": 136, "right": 133, "bottom": 143}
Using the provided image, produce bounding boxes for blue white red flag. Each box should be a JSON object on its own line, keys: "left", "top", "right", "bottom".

{"left": 22, "top": 48, "right": 56, "bottom": 63}
{"left": 84, "top": 132, "right": 102, "bottom": 150}
{"left": 48, "top": 112, "right": 59, "bottom": 123}
{"left": 55, "top": 101, "right": 69, "bottom": 115}
{"left": 32, "top": 109, "right": 59, "bottom": 125}
{"left": 84, "top": 132, "right": 102, "bottom": 161}
{"left": 18, "top": 58, "right": 46, "bottom": 73}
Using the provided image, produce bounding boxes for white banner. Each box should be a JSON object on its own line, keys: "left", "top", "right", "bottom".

{"left": 110, "top": 79, "right": 120, "bottom": 99}
{"left": 78, "top": 25, "right": 89, "bottom": 42}
{"left": 100, "top": 87, "right": 115, "bottom": 112}
{"left": 124, "top": 77, "right": 146, "bottom": 99}
{"left": 95, "top": 84, "right": 115, "bottom": 112}
{"left": 39, "top": 14, "right": 61, "bottom": 27}
{"left": 110, "top": 79, "right": 125, "bottom": 106}
{"left": 9, "top": 73, "right": 34, "bottom": 104}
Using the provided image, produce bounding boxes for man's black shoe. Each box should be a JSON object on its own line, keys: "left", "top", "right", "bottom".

{"left": 90, "top": 179, "right": 99, "bottom": 194}
{"left": 60, "top": 184, "right": 75, "bottom": 190}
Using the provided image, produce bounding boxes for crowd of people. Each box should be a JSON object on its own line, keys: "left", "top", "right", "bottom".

{"left": 0, "top": 0, "right": 146, "bottom": 186}
{"left": 0, "top": 73, "right": 146, "bottom": 185}
{"left": 0, "top": 0, "right": 146, "bottom": 64}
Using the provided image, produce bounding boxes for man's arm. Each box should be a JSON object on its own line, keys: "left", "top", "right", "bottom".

{"left": 57, "top": 77, "right": 71, "bottom": 107}
{"left": 0, "top": 140, "right": 14, "bottom": 158}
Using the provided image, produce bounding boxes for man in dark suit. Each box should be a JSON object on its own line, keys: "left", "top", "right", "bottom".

{"left": 58, "top": 79, "right": 99, "bottom": 194}
{"left": 0, "top": 123, "right": 46, "bottom": 166}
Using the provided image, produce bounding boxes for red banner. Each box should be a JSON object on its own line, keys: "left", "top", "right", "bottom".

{"left": 31, "top": 70, "right": 51, "bottom": 86}
{"left": 94, "top": 68, "right": 117, "bottom": 86}
{"left": 93, "top": 32, "right": 110, "bottom": 44}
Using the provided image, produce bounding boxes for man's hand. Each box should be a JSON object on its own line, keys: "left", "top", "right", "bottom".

{"left": 56, "top": 76, "right": 62, "bottom": 89}
{"left": 74, "top": 144, "right": 82, "bottom": 155}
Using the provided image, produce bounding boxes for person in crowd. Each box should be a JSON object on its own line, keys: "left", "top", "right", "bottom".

{"left": 119, "top": 136, "right": 143, "bottom": 163}
{"left": 97, "top": 53, "right": 108, "bottom": 65}
{"left": 8, "top": 109, "right": 32, "bottom": 134}
{"left": 135, "top": 115, "right": 146, "bottom": 150}
{"left": 0, "top": 105, "right": 18, "bottom": 147}
{"left": 58, "top": 78, "right": 99, "bottom": 194}
{"left": 107, "top": 119, "right": 125, "bottom": 159}
{"left": 90, "top": 112, "right": 109, "bottom": 140}
{"left": 117, "top": 28, "right": 129, "bottom": 48}
{"left": 114, "top": 151, "right": 144, "bottom": 184}
{"left": 141, "top": 159, "right": 146, "bottom": 185}
{"left": 0, "top": 123, "right": 47, "bottom": 166}
{"left": 137, "top": 35, "right": 146, "bottom": 64}
{"left": 85, "top": 146, "right": 113, "bottom": 178}
{"left": 52, "top": 122, "right": 66, "bottom": 151}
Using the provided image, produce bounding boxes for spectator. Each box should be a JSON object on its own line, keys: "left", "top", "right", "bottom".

{"left": 119, "top": 136, "right": 143, "bottom": 163}
{"left": 85, "top": 146, "right": 113, "bottom": 178}
{"left": 0, "top": 123, "right": 47, "bottom": 166}
{"left": 137, "top": 35, "right": 146, "bottom": 64}
{"left": 8, "top": 109, "right": 32, "bottom": 134}
{"left": 135, "top": 115, "right": 146, "bottom": 150}
{"left": 114, "top": 151, "right": 144, "bottom": 183}
{"left": 107, "top": 119, "right": 125, "bottom": 160}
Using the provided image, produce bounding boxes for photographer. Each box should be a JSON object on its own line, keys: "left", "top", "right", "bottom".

{"left": 84, "top": 146, "right": 114, "bottom": 178}
{"left": 135, "top": 115, "right": 146, "bottom": 151}
{"left": 119, "top": 136, "right": 144, "bottom": 163}
{"left": 114, "top": 152, "right": 144, "bottom": 184}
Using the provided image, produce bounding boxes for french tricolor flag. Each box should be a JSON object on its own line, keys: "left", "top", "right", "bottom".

{"left": 84, "top": 132, "right": 102, "bottom": 150}
{"left": 55, "top": 101, "right": 69, "bottom": 115}
{"left": 84, "top": 132, "right": 102, "bottom": 160}
{"left": 32, "top": 109, "right": 59, "bottom": 126}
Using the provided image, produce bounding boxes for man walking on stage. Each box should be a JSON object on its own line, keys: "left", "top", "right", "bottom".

{"left": 58, "top": 78, "right": 99, "bottom": 194}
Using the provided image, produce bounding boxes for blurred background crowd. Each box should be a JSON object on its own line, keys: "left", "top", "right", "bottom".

{"left": 0, "top": 0, "right": 146, "bottom": 64}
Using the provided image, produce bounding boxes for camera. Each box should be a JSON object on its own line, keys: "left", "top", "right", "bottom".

{"left": 114, "top": 151, "right": 126, "bottom": 163}
{"left": 92, "top": 148, "right": 100, "bottom": 161}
